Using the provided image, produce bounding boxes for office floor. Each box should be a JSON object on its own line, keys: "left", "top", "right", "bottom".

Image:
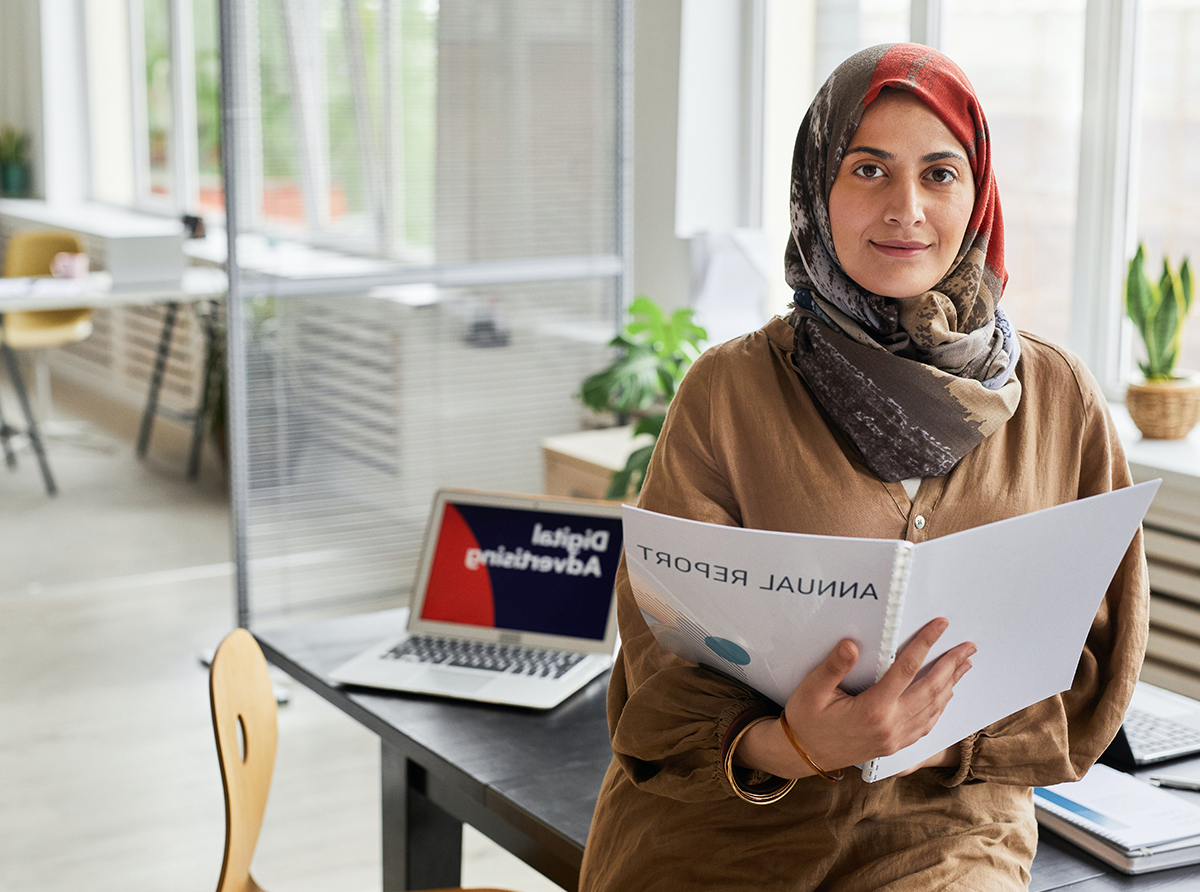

{"left": 0, "top": 383, "right": 565, "bottom": 892}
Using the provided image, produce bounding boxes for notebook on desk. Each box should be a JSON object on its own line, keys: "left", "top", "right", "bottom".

{"left": 1101, "top": 681, "right": 1200, "bottom": 769}
{"left": 330, "top": 488, "right": 624, "bottom": 709}
{"left": 1035, "top": 762, "right": 1200, "bottom": 874}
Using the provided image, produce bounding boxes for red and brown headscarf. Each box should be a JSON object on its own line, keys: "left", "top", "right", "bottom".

{"left": 785, "top": 43, "right": 1021, "bottom": 482}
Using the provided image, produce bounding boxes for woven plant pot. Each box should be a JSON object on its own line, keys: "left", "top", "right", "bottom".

{"left": 1126, "top": 372, "right": 1200, "bottom": 440}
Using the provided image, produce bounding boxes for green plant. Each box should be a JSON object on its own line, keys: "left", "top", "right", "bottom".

{"left": 0, "top": 126, "right": 29, "bottom": 165}
{"left": 1126, "top": 244, "right": 1195, "bottom": 381}
{"left": 579, "top": 295, "right": 707, "bottom": 498}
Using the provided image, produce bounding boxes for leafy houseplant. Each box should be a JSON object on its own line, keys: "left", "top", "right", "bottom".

{"left": 1125, "top": 244, "right": 1200, "bottom": 439}
{"left": 0, "top": 126, "right": 31, "bottom": 197}
{"left": 579, "top": 295, "right": 707, "bottom": 498}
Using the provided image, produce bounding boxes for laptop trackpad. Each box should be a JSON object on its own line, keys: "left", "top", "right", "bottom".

{"left": 417, "top": 669, "right": 492, "bottom": 696}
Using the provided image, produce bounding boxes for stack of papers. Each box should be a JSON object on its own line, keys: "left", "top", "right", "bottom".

{"left": 1035, "top": 763, "right": 1200, "bottom": 873}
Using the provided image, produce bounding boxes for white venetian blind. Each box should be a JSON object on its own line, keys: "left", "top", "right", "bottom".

{"left": 220, "top": 0, "right": 630, "bottom": 626}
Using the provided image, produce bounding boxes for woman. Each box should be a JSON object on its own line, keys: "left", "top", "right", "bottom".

{"left": 578, "top": 43, "right": 1148, "bottom": 891}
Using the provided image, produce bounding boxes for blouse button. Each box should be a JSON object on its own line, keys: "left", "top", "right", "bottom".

{"left": 914, "top": 515, "right": 926, "bottom": 530}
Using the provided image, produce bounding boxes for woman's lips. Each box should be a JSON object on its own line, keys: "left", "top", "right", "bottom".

{"left": 871, "top": 240, "right": 929, "bottom": 258}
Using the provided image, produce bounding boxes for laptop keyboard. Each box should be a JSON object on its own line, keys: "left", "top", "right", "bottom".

{"left": 1124, "top": 707, "right": 1200, "bottom": 761}
{"left": 383, "top": 636, "right": 586, "bottom": 679}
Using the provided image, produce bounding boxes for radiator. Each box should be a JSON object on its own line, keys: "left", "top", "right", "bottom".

{"left": 49, "top": 302, "right": 207, "bottom": 420}
{"left": 1132, "top": 463, "right": 1200, "bottom": 699}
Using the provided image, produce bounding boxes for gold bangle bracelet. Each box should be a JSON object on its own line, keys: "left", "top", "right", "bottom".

{"left": 778, "top": 711, "right": 845, "bottom": 782}
{"left": 724, "top": 715, "right": 798, "bottom": 804}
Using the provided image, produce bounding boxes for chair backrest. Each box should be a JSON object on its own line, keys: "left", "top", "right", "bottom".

{"left": 208, "top": 628, "right": 521, "bottom": 892}
{"left": 210, "top": 628, "right": 278, "bottom": 892}
{"left": 2, "top": 229, "right": 84, "bottom": 277}
{"left": 1, "top": 229, "right": 93, "bottom": 349}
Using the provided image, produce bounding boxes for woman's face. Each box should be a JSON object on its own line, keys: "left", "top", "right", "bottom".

{"left": 828, "top": 90, "right": 975, "bottom": 299}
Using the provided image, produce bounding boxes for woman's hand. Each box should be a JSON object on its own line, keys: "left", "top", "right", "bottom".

{"left": 736, "top": 618, "right": 974, "bottom": 779}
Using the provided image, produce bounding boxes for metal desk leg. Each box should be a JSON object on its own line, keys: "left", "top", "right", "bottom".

{"left": 137, "top": 302, "right": 179, "bottom": 458}
{"left": 0, "top": 400, "right": 17, "bottom": 468}
{"left": 382, "top": 742, "right": 463, "bottom": 892}
{"left": 187, "top": 307, "right": 220, "bottom": 479}
{"left": 1, "top": 343, "right": 56, "bottom": 495}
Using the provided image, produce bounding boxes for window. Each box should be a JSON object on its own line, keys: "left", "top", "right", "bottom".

{"left": 84, "top": 0, "right": 442, "bottom": 256}
{"left": 943, "top": 0, "right": 1087, "bottom": 349}
{"left": 245, "top": 0, "right": 438, "bottom": 256}
{"left": 141, "top": 0, "right": 176, "bottom": 202}
{"left": 194, "top": 0, "right": 223, "bottom": 214}
{"left": 85, "top": 0, "right": 211, "bottom": 214}
{"left": 77, "top": 0, "right": 1199, "bottom": 386}
{"left": 1134, "top": 0, "right": 1200, "bottom": 372}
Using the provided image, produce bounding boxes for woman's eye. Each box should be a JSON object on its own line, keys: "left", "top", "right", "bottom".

{"left": 928, "top": 167, "right": 958, "bottom": 184}
{"left": 853, "top": 163, "right": 884, "bottom": 179}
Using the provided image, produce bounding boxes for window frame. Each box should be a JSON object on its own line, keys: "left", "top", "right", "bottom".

{"left": 124, "top": 0, "right": 202, "bottom": 215}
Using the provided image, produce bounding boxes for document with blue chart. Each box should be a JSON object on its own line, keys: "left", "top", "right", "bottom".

{"left": 1034, "top": 762, "right": 1200, "bottom": 873}
{"left": 623, "top": 479, "right": 1160, "bottom": 781}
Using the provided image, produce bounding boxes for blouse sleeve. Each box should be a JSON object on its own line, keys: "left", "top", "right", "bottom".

{"left": 605, "top": 349, "right": 780, "bottom": 802}
{"left": 941, "top": 354, "right": 1150, "bottom": 788}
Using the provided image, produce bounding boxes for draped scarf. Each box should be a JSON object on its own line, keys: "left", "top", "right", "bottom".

{"left": 784, "top": 43, "right": 1021, "bottom": 481}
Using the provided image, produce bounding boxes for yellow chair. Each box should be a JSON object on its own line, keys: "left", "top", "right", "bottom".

{"left": 0, "top": 229, "right": 93, "bottom": 495}
{"left": 209, "top": 628, "right": 521, "bottom": 892}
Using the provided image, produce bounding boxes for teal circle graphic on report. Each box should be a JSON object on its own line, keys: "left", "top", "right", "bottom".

{"left": 705, "top": 636, "right": 751, "bottom": 666}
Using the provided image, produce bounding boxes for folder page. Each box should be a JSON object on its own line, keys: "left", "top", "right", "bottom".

{"left": 622, "top": 507, "right": 904, "bottom": 705}
{"left": 866, "top": 479, "right": 1161, "bottom": 780}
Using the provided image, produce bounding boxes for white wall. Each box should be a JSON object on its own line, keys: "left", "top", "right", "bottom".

{"left": 762, "top": 0, "right": 817, "bottom": 316}
{"left": 39, "top": 0, "right": 89, "bottom": 204}
{"left": 0, "top": 0, "right": 44, "bottom": 198}
{"left": 675, "top": 0, "right": 748, "bottom": 237}
{"left": 631, "top": 0, "right": 691, "bottom": 311}
{"left": 633, "top": 0, "right": 817, "bottom": 319}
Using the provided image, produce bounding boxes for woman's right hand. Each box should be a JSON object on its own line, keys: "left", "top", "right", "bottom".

{"left": 735, "top": 618, "right": 975, "bottom": 779}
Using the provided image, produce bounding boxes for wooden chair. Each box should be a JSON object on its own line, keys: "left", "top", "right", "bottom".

{"left": 209, "top": 628, "right": 520, "bottom": 892}
{"left": 0, "top": 228, "right": 93, "bottom": 495}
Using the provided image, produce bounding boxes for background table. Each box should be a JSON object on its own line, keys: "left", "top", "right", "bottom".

{"left": 255, "top": 609, "right": 1200, "bottom": 892}
{"left": 0, "top": 267, "right": 227, "bottom": 479}
{"left": 0, "top": 267, "right": 225, "bottom": 312}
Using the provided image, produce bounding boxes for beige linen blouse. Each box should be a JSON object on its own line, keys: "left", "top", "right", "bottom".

{"left": 578, "top": 317, "right": 1149, "bottom": 892}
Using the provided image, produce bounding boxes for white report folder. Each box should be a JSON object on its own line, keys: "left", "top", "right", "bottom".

{"left": 623, "top": 480, "right": 1160, "bottom": 781}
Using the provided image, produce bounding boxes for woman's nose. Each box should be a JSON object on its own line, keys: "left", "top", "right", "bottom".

{"left": 884, "top": 176, "right": 925, "bottom": 228}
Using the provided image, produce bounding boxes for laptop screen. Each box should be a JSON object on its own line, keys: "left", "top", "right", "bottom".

{"left": 418, "top": 497, "right": 624, "bottom": 642}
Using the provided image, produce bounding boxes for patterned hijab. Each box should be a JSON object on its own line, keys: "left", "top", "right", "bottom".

{"left": 784, "top": 43, "right": 1021, "bottom": 481}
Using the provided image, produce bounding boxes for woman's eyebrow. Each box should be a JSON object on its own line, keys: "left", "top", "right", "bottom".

{"left": 844, "top": 146, "right": 967, "bottom": 163}
{"left": 845, "top": 145, "right": 892, "bottom": 160}
{"left": 923, "top": 150, "right": 967, "bottom": 163}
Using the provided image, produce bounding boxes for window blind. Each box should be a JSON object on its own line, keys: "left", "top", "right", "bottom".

{"left": 220, "top": 0, "right": 631, "bottom": 627}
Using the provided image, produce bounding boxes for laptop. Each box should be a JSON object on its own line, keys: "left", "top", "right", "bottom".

{"left": 1100, "top": 681, "right": 1200, "bottom": 769}
{"left": 331, "top": 488, "right": 624, "bottom": 709}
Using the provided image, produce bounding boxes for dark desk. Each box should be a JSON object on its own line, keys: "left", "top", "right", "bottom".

{"left": 255, "top": 609, "right": 1200, "bottom": 892}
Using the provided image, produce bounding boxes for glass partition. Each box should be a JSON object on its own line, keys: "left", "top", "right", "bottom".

{"left": 220, "top": 0, "right": 631, "bottom": 627}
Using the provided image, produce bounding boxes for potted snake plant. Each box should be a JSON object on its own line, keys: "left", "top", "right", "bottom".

{"left": 1125, "top": 244, "right": 1200, "bottom": 439}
